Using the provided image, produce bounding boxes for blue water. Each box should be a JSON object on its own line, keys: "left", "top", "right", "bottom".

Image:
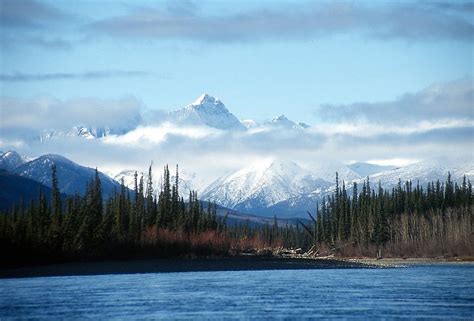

{"left": 1, "top": 264, "right": 473, "bottom": 320}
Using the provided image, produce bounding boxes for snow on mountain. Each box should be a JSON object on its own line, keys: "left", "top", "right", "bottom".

{"left": 269, "top": 156, "right": 474, "bottom": 218}
{"left": 264, "top": 115, "right": 309, "bottom": 130}
{"left": 368, "top": 156, "right": 473, "bottom": 188}
{"left": 13, "top": 154, "right": 122, "bottom": 197}
{"left": 0, "top": 150, "right": 28, "bottom": 172}
{"left": 201, "top": 159, "right": 331, "bottom": 214}
{"left": 170, "top": 94, "right": 246, "bottom": 130}
{"left": 33, "top": 94, "right": 318, "bottom": 141}
{"left": 40, "top": 124, "right": 138, "bottom": 141}
{"left": 348, "top": 162, "right": 395, "bottom": 177}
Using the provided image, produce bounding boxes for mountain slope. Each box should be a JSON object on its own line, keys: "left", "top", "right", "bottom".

{"left": 0, "top": 170, "right": 60, "bottom": 211}
{"left": 170, "top": 94, "right": 246, "bottom": 130}
{"left": 269, "top": 156, "right": 474, "bottom": 218}
{"left": 13, "top": 154, "right": 122, "bottom": 197}
{"left": 0, "top": 151, "right": 27, "bottom": 172}
{"left": 202, "top": 159, "right": 331, "bottom": 215}
{"left": 368, "top": 156, "right": 473, "bottom": 188}
{"left": 264, "top": 115, "right": 309, "bottom": 130}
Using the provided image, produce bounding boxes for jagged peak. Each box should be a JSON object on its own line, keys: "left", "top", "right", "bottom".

{"left": 272, "top": 115, "right": 289, "bottom": 122}
{"left": 191, "top": 93, "right": 221, "bottom": 106}
{"left": 183, "top": 94, "right": 231, "bottom": 115}
{"left": 267, "top": 115, "right": 309, "bottom": 129}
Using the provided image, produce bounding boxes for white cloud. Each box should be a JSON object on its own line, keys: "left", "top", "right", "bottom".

{"left": 1, "top": 78, "right": 472, "bottom": 187}
{"left": 102, "top": 123, "right": 223, "bottom": 146}
{"left": 310, "top": 118, "right": 474, "bottom": 137}
{"left": 316, "top": 78, "right": 473, "bottom": 125}
{"left": 0, "top": 95, "right": 142, "bottom": 132}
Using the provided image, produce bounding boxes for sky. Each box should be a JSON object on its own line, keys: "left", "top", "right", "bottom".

{"left": 0, "top": 0, "right": 473, "bottom": 184}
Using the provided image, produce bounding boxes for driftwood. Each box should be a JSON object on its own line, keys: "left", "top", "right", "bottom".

{"left": 303, "top": 242, "right": 355, "bottom": 258}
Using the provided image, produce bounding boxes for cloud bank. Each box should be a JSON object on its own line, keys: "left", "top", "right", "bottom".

{"left": 0, "top": 70, "right": 149, "bottom": 82}
{"left": 0, "top": 0, "right": 72, "bottom": 50}
{"left": 90, "top": 2, "right": 474, "bottom": 43}
{"left": 0, "top": 96, "right": 142, "bottom": 132}
{"left": 315, "top": 78, "right": 473, "bottom": 124}
{"left": 0, "top": 78, "right": 472, "bottom": 184}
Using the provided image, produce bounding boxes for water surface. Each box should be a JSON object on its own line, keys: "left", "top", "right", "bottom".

{"left": 1, "top": 264, "right": 473, "bottom": 319}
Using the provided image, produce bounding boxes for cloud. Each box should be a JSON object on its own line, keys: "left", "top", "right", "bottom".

{"left": 0, "top": 0, "right": 75, "bottom": 51}
{"left": 88, "top": 2, "right": 474, "bottom": 42}
{"left": 315, "top": 78, "right": 474, "bottom": 125}
{"left": 0, "top": 96, "right": 143, "bottom": 133}
{"left": 426, "top": 1, "right": 474, "bottom": 13}
{"left": 102, "top": 123, "right": 222, "bottom": 146}
{"left": 1, "top": 78, "right": 472, "bottom": 186}
{"left": 0, "top": 70, "right": 150, "bottom": 82}
{"left": 0, "top": 0, "right": 66, "bottom": 29}
{"left": 0, "top": 33, "right": 72, "bottom": 51}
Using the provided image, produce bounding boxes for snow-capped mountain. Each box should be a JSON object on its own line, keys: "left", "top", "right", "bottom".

{"left": 170, "top": 94, "right": 246, "bottom": 130}
{"left": 198, "top": 156, "right": 473, "bottom": 218}
{"left": 13, "top": 154, "right": 122, "bottom": 197}
{"left": 368, "top": 156, "right": 473, "bottom": 188}
{"left": 202, "top": 159, "right": 331, "bottom": 214}
{"left": 40, "top": 124, "right": 139, "bottom": 141}
{"left": 32, "top": 94, "right": 316, "bottom": 142}
{"left": 0, "top": 150, "right": 28, "bottom": 172}
{"left": 264, "top": 115, "right": 309, "bottom": 130}
{"left": 267, "top": 156, "right": 474, "bottom": 218}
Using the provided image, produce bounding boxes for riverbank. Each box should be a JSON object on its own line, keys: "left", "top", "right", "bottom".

{"left": 0, "top": 256, "right": 378, "bottom": 279}
{"left": 345, "top": 256, "right": 474, "bottom": 267}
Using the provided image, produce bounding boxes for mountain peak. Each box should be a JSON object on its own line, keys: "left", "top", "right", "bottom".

{"left": 273, "top": 115, "right": 289, "bottom": 121}
{"left": 185, "top": 94, "right": 231, "bottom": 115}
{"left": 192, "top": 93, "right": 219, "bottom": 106}
{"left": 267, "top": 115, "right": 309, "bottom": 130}
{"left": 172, "top": 94, "right": 245, "bottom": 130}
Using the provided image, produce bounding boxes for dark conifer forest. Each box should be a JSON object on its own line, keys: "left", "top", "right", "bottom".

{"left": 0, "top": 164, "right": 472, "bottom": 266}
{"left": 305, "top": 173, "right": 473, "bottom": 257}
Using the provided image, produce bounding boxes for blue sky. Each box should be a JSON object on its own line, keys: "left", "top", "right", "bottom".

{"left": 1, "top": 0, "right": 472, "bottom": 122}
{"left": 0, "top": 0, "right": 473, "bottom": 177}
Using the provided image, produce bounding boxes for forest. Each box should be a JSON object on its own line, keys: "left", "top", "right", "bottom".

{"left": 0, "top": 164, "right": 472, "bottom": 266}
{"left": 305, "top": 173, "right": 473, "bottom": 257}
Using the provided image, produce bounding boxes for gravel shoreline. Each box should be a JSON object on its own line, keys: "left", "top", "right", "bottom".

{"left": 345, "top": 257, "right": 474, "bottom": 267}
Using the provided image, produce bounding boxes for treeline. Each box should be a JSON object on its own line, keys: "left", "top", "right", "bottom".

{"left": 306, "top": 173, "right": 473, "bottom": 257}
{"left": 1, "top": 163, "right": 472, "bottom": 264}
{"left": 226, "top": 217, "right": 312, "bottom": 252}
{"left": 0, "top": 164, "right": 228, "bottom": 265}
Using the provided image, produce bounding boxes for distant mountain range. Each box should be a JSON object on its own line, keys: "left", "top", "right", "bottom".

{"left": 0, "top": 151, "right": 122, "bottom": 197}
{"left": 1, "top": 150, "right": 472, "bottom": 219}
{"left": 36, "top": 94, "right": 310, "bottom": 141}
{"left": 0, "top": 151, "right": 301, "bottom": 225}
{"left": 202, "top": 156, "right": 473, "bottom": 218}
{"left": 3, "top": 93, "right": 473, "bottom": 218}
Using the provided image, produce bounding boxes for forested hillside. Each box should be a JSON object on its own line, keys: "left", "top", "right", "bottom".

{"left": 1, "top": 163, "right": 472, "bottom": 265}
